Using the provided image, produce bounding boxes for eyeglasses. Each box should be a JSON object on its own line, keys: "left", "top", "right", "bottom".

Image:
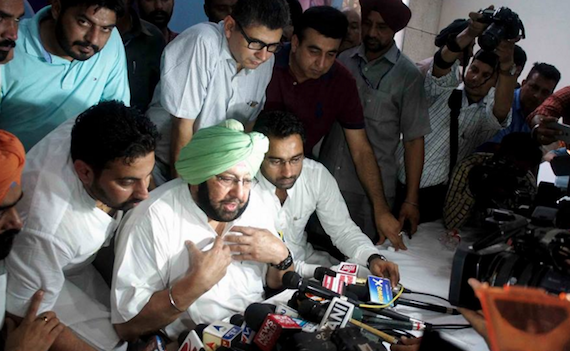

{"left": 235, "top": 20, "right": 283, "bottom": 53}
{"left": 266, "top": 155, "right": 304, "bottom": 167}
{"left": 216, "top": 175, "right": 254, "bottom": 188}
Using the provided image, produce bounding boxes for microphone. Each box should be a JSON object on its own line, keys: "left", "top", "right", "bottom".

{"left": 253, "top": 314, "right": 301, "bottom": 351}
{"left": 362, "top": 316, "right": 428, "bottom": 331}
{"left": 242, "top": 303, "right": 276, "bottom": 345}
{"left": 282, "top": 271, "right": 360, "bottom": 305}
{"left": 177, "top": 330, "right": 205, "bottom": 351}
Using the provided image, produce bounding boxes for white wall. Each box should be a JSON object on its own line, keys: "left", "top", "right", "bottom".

{"left": 439, "top": 0, "right": 570, "bottom": 89}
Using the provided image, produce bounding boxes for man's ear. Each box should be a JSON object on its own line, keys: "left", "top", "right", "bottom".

{"left": 291, "top": 34, "right": 299, "bottom": 53}
{"left": 520, "top": 79, "right": 527, "bottom": 87}
{"left": 50, "top": 0, "right": 62, "bottom": 20}
{"left": 74, "top": 160, "right": 95, "bottom": 186}
{"left": 224, "top": 15, "right": 235, "bottom": 40}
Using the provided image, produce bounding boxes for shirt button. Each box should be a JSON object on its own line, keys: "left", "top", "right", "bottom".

{"left": 367, "top": 99, "right": 371, "bottom": 103}
{"left": 337, "top": 166, "right": 341, "bottom": 170}
{"left": 293, "top": 82, "right": 298, "bottom": 86}
{"left": 364, "top": 67, "right": 368, "bottom": 72}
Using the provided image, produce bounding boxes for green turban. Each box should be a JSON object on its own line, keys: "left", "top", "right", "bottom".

{"left": 176, "top": 120, "right": 269, "bottom": 185}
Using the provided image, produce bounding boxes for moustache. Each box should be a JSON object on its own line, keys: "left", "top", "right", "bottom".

{"left": 0, "top": 39, "right": 16, "bottom": 49}
{"left": 73, "top": 41, "right": 100, "bottom": 53}
{"left": 149, "top": 10, "right": 170, "bottom": 19}
{"left": 0, "top": 228, "right": 20, "bottom": 260}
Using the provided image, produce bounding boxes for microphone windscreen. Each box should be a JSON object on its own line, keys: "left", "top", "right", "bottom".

{"left": 177, "top": 330, "right": 190, "bottom": 346}
{"left": 194, "top": 324, "right": 208, "bottom": 340}
{"left": 244, "top": 303, "right": 276, "bottom": 331}
{"left": 282, "top": 271, "right": 302, "bottom": 288}
{"left": 297, "top": 299, "right": 327, "bottom": 324}
{"left": 345, "top": 285, "right": 368, "bottom": 301}
{"left": 314, "top": 267, "right": 336, "bottom": 282}
{"left": 230, "top": 314, "right": 244, "bottom": 326}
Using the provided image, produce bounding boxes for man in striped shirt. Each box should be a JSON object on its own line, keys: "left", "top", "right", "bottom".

{"left": 397, "top": 7, "right": 518, "bottom": 222}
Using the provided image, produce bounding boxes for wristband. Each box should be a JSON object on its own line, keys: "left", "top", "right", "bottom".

{"left": 367, "top": 253, "right": 387, "bottom": 269}
{"left": 168, "top": 285, "right": 185, "bottom": 313}
{"left": 270, "top": 248, "right": 293, "bottom": 270}
{"left": 434, "top": 48, "right": 455, "bottom": 70}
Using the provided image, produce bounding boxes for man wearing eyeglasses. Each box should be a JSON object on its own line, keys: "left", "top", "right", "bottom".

{"left": 112, "top": 120, "right": 292, "bottom": 341}
{"left": 253, "top": 111, "right": 400, "bottom": 285}
{"left": 264, "top": 6, "right": 407, "bottom": 251}
{"left": 147, "top": 0, "right": 290, "bottom": 185}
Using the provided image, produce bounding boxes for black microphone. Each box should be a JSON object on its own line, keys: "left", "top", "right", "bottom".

{"left": 297, "top": 299, "right": 328, "bottom": 324}
{"left": 313, "top": 266, "right": 337, "bottom": 282}
{"left": 243, "top": 303, "right": 276, "bottom": 332}
{"left": 282, "top": 271, "right": 360, "bottom": 305}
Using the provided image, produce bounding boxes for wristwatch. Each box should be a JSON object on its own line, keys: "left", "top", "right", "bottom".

{"left": 271, "top": 248, "right": 293, "bottom": 270}
{"left": 367, "top": 253, "right": 387, "bottom": 269}
{"left": 499, "top": 63, "right": 517, "bottom": 76}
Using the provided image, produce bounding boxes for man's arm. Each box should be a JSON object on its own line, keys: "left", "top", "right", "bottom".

{"left": 343, "top": 128, "right": 405, "bottom": 250}
{"left": 399, "top": 137, "right": 424, "bottom": 234}
{"left": 114, "top": 236, "right": 232, "bottom": 342}
{"left": 224, "top": 226, "right": 293, "bottom": 289}
{"left": 527, "top": 86, "right": 570, "bottom": 145}
{"left": 492, "top": 40, "right": 518, "bottom": 123}
{"left": 432, "top": 11, "right": 489, "bottom": 78}
{"left": 170, "top": 117, "right": 195, "bottom": 178}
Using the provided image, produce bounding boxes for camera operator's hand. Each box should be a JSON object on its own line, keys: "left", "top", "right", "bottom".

{"left": 530, "top": 114, "right": 562, "bottom": 145}
{"left": 390, "top": 336, "right": 422, "bottom": 351}
{"left": 457, "top": 279, "right": 490, "bottom": 344}
{"left": 467, "top": 7, "right": 493, "bottom": 38}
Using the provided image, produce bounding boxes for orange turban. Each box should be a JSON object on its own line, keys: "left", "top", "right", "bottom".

{"left": 0, "top": 131, "right": 25, "bottom": 201}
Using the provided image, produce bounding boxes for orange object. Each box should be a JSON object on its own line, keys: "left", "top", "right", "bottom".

{"left": 477, "top": 285, "right": 570, "bottom": 351}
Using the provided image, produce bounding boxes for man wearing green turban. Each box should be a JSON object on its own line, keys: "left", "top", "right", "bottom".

{"left": 112, "top": 120, "right": 294, "bottom": 341}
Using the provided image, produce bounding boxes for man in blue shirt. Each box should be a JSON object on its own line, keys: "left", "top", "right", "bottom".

{"left": 0, "top": 0, "right": 130, "bottom": 150}
{"left": 488, "top": 62, "right": 561, "bottom": 145}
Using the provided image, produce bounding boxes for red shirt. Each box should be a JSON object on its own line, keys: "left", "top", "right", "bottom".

{"left": 527, "top": 86, "right": 570, "bottom": 125}
{"left": 264, "top": 45, "right": 365, "bottom": 152}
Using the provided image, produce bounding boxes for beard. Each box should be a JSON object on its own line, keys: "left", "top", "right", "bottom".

{"left": 55, "top": 19, "right": 101, "bottom": 61}
{"left": 363, "top": 36, "right": 391, "bottom": 53}
{"left": 195, "top": 182, "right": 249, "bottom": 222}
{"left": 0, "top": 39, "right": 16, "bottom": 62}
{"left": 142, "top": 10, "right": 172, "bottom": 28}
{"left": 0, "top": 229, "right": 19, "bottom": 260}
{"left": 89, "top": 180, "right": 144, "bottom": 212}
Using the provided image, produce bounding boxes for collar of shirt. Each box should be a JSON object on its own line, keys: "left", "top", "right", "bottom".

{"left": 352, "top": 41, "right": 399, "bottom": 66}
{"left": 217, "top": 21, "right": 254, "bottom": 77}
{"left": 185, "top": 184, "right": 242, "bottom": 235}
{"left": 255, "top": 170, "right": 298, "bottom": 204}
{"left": 22, "top": 6, "right": 86, "bottom": 65}
{"left": 274, "top": 43, "right": 335, "bottom": 83}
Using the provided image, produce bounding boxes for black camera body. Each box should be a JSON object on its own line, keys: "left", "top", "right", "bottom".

{"left": 449, "top": 208, "right": 570, "bottom": 310}
{"left": 478, "top": 7, "right": 525, "bottom": 51}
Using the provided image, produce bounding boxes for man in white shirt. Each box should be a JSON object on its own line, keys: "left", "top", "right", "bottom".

{"left": 5, "top": 101, "right": 159, "bottom": 351}
{"left": 1, "top": 130, "right": 65, "bottom": 351}
{"left": 253, "top": 111, "right": 399, "bottom": 285}
{"left": 112, "top": 120, "right": 293, "bottom": 342}
{"left": 148, "top": 0, "right": 290, "bottom": 184}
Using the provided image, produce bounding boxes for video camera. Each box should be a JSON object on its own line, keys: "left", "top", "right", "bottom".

{"left": 449, "top": 207, "right": 570, "bottom": 310}
{"left": 478, "top": 7, "right": 525, "bottom": 51}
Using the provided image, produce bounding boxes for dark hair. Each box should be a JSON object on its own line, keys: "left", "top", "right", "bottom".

{"left": 71, "top": 101, "right": 159, "bottom": 171}
{"left": 286, "top": 0, "right": 303, "bottom": 29}
{"left": 231, "top": 0, "right": 290, "bottom": 30}
{"left": 434, "top": 19, "right": 468, "bottom": 48}
{"left": 294, "top": 6, "right": 347, "bottom": 42}
{"left": 253, "top": 110, "right": 306, "bottom": 142}
{"left": 513, "top": 45, "right": 527, "bottom": 71}
{"left": 60, "top": 0, "right": 125, "bottom": 17}
{"left": 473, "top": 49, "right": 499, "bottom": 71}
{"left": 527, "top": 62, "right": 561, "bottom": 84}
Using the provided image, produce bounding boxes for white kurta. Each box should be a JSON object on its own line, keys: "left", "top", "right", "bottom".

{"left": 112, "top": 179, "right": 279, "bottom": 339}
{"left": 253, "top": 159, "right": 381, "bottom": 278}
{"left": 5, "top": 118, "right": 125, "bottom": 351}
